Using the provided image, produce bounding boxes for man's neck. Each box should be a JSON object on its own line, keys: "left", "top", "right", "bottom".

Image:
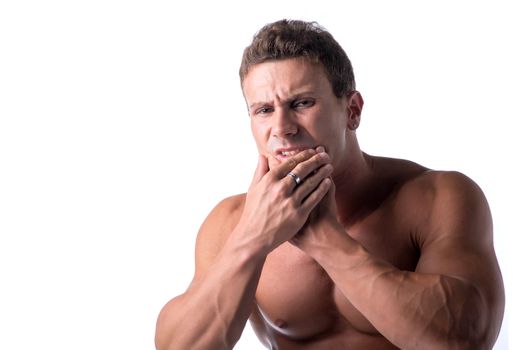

{"left": 332, "top": 149, "right": 379, "bottom": 228}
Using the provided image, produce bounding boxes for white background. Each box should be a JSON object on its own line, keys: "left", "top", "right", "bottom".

{"left": 0, "top": 1, "right": 522, "bottom": 349}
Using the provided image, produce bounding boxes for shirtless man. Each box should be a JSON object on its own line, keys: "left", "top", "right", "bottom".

{"left": 155, "top": 19, "right": 505, "bottom": 349}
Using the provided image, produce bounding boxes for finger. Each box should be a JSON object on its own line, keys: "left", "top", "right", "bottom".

{"left": 293, "top": 163, "right": 333, "bottom": 201}
{"left": 273, "top": 149, "right": 317, "bottom": 179}
{"left": 283, "top": 151, "right": 331, "bottom": 190}
{"left": 316, "top": 176, "right": 335, "bottom": 209}
{"left": 300, "top": 177, "right": 332, "bottom": 212}
{"left": 250, "top": 154, "right": 269, "bottom": 187}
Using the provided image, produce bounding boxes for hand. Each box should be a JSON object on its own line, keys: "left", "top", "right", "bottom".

{"left": 236, "top": 149, "right": 333, "bottom": 255}
{"left": 291, "top": 148, "right": 342, "bottom": 254}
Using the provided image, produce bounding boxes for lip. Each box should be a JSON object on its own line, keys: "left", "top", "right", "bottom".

{"left": 272, "top": 146, "right": 312, "bottom": 161}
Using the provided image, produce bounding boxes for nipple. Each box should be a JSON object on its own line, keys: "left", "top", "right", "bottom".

{"left": 274, "top": 318, "right": 288, "bottom": 329}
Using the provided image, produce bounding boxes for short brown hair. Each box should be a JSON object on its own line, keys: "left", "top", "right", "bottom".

{"left": 239, "top": 19, "right": 356, "bottom": 98}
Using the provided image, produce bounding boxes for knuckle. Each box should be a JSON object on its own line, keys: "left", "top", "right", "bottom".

{"left": 294, "top": 162, "right": 307, "bottom": 175}
{"left": 302, "top": 176, "right": 315, "bottom": 190}
{"left": 289, "top": 197, "right": 300, "bottom": 210}
{"left": 289, "top": 159, "right": 298, "bottom": 168}
{"left": 300, "top": 149, "right": 315, "bottom": 158}
{"left": 315, "top": 153, "right": 328, "bottom": 166}
{"left": 321, "top": 164, "right": 333, "bottom": 176}
{"left": 267, "top": 168, "right": 279, "bottom": 180}
{"left": 295, "top": 149, "right": 314, "bottom": 163}
{"left": 275, "top": 183, "right": 288, "bottom": 198}
{"left": 295, "top": 203, "right": 307, "bottom": 215}
{"left": 262, "top": 175, "right": 275, "bottom": 188}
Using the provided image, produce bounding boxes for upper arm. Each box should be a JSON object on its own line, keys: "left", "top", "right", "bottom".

{"left": 155, "top": 194, "right": 247, "bottom": 349}
{"left": 416, "top": 172, "right": 495, "bottom": 277}
{"left": 415, "top": 171, "right": 504, "bottom": 337}
{"left": 192, "top": 194, "right": 245, "bottom": 281}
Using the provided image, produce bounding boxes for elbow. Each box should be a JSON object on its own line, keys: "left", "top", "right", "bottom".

{"left": 448, "top": 283, "right": 500, "bottom": 350}
{"left": 155, "top": 299, "right": 178, "bottom": 350}
{"left": 435, "top": 315, "right": 500, "bottom": 350}
{"left": 420, "top": 323, "right": 492, "bottom": 350}
{"left": 155, "top": 296, "right": 193, "bottom": 350}
{"left": 433, "top": 335, "right": 492, "bottom": 350}
{"left": 426, "top": 278, "right": 494, "bottom": 350}
{"left": 155, "top": 296, "right": 234, "bottom": 350}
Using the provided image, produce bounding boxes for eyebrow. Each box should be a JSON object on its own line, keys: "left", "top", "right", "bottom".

{"left": 248, "top": 91, "right": 317, "bottom": 110}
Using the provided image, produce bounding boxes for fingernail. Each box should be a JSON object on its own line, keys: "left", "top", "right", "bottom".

{"left": 316, "top": 146, "right": 325, "bottom": 153}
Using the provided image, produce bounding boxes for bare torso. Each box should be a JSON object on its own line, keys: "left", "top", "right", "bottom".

{"left": 240, "top": 155, "right": 432, "bottom": 349}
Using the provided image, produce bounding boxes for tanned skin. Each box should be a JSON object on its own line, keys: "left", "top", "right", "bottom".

{"left": 155, "top": 58, "right": 505, "bottom": 350}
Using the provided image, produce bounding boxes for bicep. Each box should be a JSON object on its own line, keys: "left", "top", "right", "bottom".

{"left": 415, "top": 172, "right": 504, "bottom": 320}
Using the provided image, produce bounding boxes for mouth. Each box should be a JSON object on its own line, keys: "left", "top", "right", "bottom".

{"left": 272, "top": 146, "right": 312, "bottom": 161}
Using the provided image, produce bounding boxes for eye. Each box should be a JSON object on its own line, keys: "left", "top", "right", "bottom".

{"left": 292, "top": 99, "right": 315, "bottom": 109}
{"left": 254, "top": 106, "right": 274, "bottom": 116}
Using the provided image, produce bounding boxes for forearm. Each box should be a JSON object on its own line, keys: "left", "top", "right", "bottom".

{"left": 309, "top": 228, "right": 488, "bottom": 349}
{"left": 155, "top": 236, "right": 266, "bottom": 350}
{"left": 340, "top": 255, "right": 486, "bottom": 349}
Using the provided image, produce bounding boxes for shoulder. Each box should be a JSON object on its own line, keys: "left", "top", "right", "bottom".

{"left": 424, "top": 170, "right": 492, "bottom": 237}
{"left": 372, "top": 155, "right": 492, "bottom": 240}
{"left": 393, "top": 167, "right": 493, "bottom": 248}
{"left": 197, "top": 193, "right": 246, "bottom": 246}
{"left": 373, "top": 155, "right": 483, "bottom": 196}
{"left": 376, "top": 152, "right": 488, "bottom": 212}
{"left": 399, "top": 169, "right": 489, "bottom": 218}
{"left": 194, "top": 193, "right": 247, "bottom": 274}
{"left": 200, "top": 193, "right": 247, "bottom": 231}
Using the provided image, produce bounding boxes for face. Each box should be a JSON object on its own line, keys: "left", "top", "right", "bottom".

{"left": 242, "top": 58, "right": 354, "bottom": 170}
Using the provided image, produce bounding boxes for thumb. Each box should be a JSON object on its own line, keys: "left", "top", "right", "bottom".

{"left": 250, "top": 154, "right": 269, "bottom": 187}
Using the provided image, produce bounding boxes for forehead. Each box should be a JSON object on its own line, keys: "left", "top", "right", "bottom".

{"left": 242, "top": 58, "right": 332, "bottom": 103}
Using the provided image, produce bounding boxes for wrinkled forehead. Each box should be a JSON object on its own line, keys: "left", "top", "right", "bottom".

{"left": 242, "top": 58, "right": 331, "bottom": 104}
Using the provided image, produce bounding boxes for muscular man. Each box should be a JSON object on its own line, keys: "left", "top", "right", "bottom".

{"left": 155, "top": 19, "right": 505, "bottom": 349}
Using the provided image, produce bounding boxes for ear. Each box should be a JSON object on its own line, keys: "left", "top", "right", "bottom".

{"left": 345, "top": 91, "right": 364, "bottom": 131}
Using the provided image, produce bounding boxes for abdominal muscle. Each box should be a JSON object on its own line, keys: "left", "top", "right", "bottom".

{"left": 252, "top": 242, "right": 399, "bottom": 349}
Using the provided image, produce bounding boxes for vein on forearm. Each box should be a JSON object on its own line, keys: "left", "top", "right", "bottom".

{"left": 314, "top": 238, "right": 487, "bottom": 349}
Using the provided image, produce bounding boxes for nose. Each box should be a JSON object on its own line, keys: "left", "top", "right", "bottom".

{"left": 272, "top": 107, "right": 298, "bottom": 138}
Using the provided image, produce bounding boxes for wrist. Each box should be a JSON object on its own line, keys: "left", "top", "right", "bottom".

{"left": 225, "top": 224, "right": 271, "bottom": 263}
{"left": 307, "top": 221, "right": 362, "bottom": 264}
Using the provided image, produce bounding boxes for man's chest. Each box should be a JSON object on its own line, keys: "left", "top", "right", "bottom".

{"left": 255, "top": 220, "right": 420, "bottom": 340}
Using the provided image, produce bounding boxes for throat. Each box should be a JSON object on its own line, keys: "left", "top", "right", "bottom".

{"left": 335, "top": 180, "right": 391, "bottom": 228}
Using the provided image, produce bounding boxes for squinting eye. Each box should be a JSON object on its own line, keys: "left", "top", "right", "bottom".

{"left": 255, "top": 107, "right": 273, "bottom": 115}
{"left": 293, "top": 100, "right": 314, "bottom": 108}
